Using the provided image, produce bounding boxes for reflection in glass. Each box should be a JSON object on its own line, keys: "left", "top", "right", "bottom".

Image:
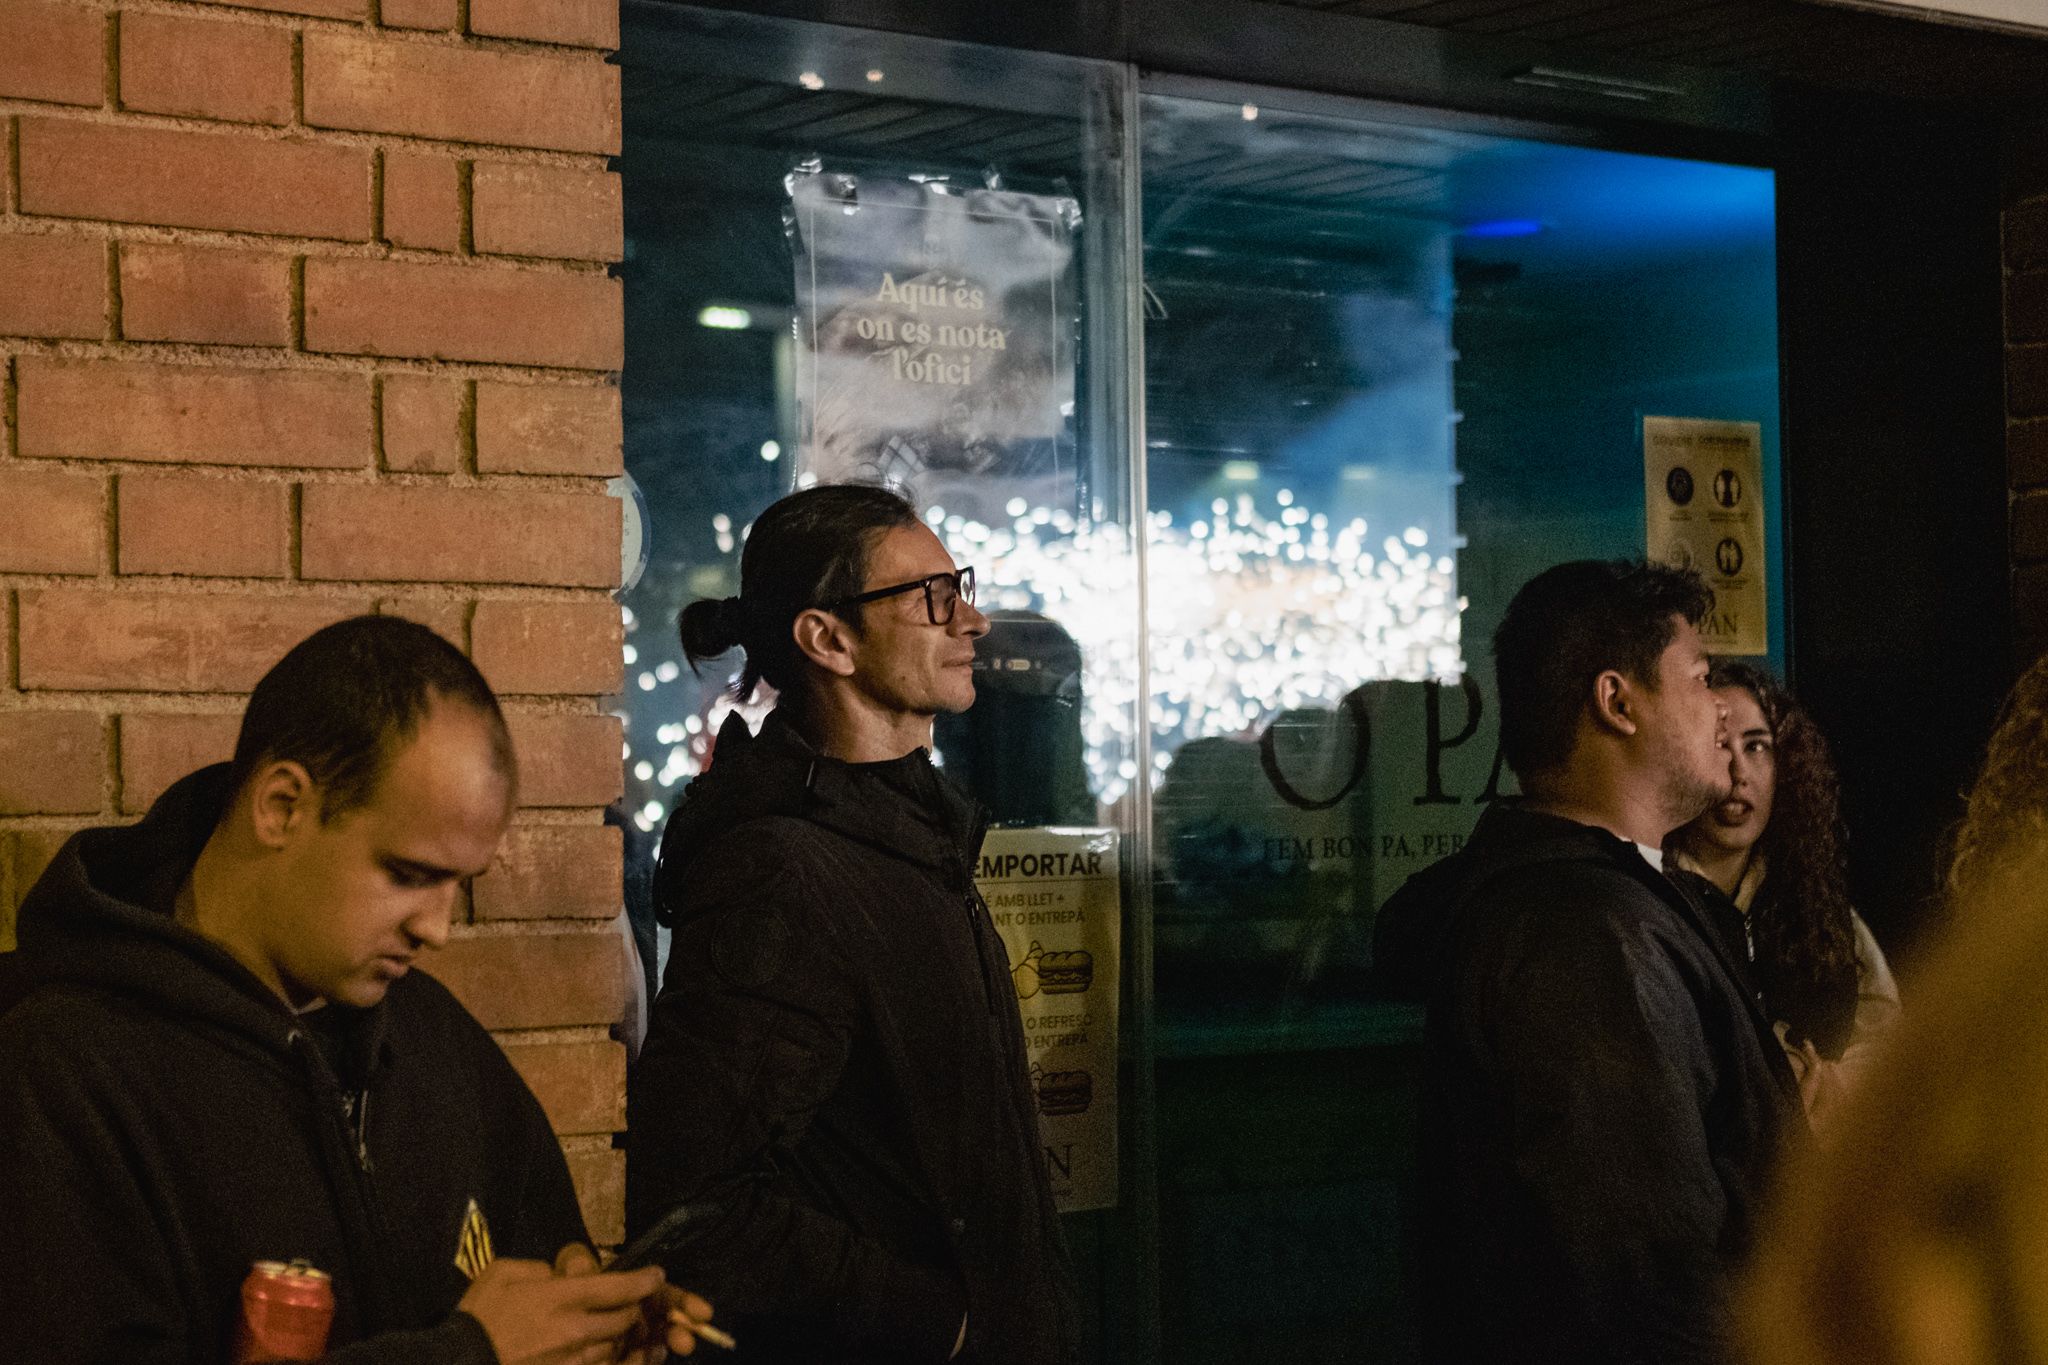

{"left": 1139, "top": 90, "right": 1781, "bottom": 1048}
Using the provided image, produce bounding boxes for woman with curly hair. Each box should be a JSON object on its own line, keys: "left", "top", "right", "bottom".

{"left": 1667, "top": 661, "right": 1899, "bottom": 1129}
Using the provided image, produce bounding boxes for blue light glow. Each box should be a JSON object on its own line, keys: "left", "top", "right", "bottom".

{"left": 1461, "top": 218, "right": 1545, "bottom": 239}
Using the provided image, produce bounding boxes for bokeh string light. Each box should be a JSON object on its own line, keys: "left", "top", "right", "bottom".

{"left": 933, "top": 494, "right": 1463, "bottom": 806}
{"left": 620, "top": 493, "right": 1464, "bottom": 828}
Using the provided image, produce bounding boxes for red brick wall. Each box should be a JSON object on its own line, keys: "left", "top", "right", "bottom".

{"left": 0, "top": 0, "right": 630, "bottom": 1241}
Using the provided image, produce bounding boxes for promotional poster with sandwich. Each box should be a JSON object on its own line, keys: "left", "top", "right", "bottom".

{"left": 977, "top": 827, "right": 1121, "bottom": 1212}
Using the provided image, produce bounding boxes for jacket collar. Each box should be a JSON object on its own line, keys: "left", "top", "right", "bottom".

{"left": 657, "top": 709, "right": 988, "bottom": 903}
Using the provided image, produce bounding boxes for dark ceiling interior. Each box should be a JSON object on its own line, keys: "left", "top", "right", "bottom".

{"left": 666, "top": 0, "right": 2048, "bottom": 131}
{"left": 1261, "top": 0, "right": 2048, "bottom": 102}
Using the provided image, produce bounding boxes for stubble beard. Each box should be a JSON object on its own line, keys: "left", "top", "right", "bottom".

{"left": 1661, "top": 737, "right": 1733, "bottom": 838}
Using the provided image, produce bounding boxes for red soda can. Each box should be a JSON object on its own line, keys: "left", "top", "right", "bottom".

{"left": 232, "top": 1259, "right": 335, "bottom": 1362}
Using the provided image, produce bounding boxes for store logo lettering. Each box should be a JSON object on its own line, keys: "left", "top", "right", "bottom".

{"left": 1258, "top": 678, "right": 1508, "bottom": 814}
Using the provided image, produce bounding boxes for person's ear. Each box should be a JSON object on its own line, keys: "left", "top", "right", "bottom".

{"left": 791, "top": 607, "right": 860, "bottom": 679}
{"left": 247, "top": 761, "right": 317, "bottom": 850}
{"left": 1590, "top": 669, "right": 1640, "bottom": 738}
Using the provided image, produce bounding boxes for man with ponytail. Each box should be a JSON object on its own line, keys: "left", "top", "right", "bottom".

{"left": 628, "top": 484, "right": 1081, "bottom": 1365}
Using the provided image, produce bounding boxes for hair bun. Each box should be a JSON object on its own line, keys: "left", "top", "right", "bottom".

{"left": 710, "top": 596, "right": 747, "bottom": 646}
{"left": 679, "top": 595, "right": 748, "bottom": 663}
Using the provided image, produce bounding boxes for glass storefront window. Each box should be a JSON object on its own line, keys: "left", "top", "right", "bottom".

{"left": 1138, "top": 82, "right": 1779, "bottom": 1363}
{"left": 1139, "top": 84, "right": 1782, "bottom": 1044}
{"left": 620, "top": 14, "right": 1781, "bottom": 1358}
{"left": 618, "top": 8, "right": 1146, "bottom": 1354}
{"left": 617, "top": 5, "right": 1138, "bottom": 867}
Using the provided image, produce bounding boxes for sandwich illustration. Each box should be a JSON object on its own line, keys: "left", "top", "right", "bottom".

{"left": 1011, "top": 941, "right": 1093, "bottom": 1000}
{"left": 1038, "top": 949, "right": 1092, "bottom": 994}
{"left": 1030, "top": 1063, "right": 1093, "bottom": 1117}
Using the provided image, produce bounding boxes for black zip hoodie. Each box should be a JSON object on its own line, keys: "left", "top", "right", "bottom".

{"left": 628, "top": 711, "right": 1081, "bottom": 1365}
{"left": 0, "top": 765, "right": 588, "bottom": 1365}
{"left": 1372, "top": 802, "right": 1797, "bottom": 1365}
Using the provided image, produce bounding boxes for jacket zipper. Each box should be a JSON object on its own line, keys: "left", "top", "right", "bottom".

{"left": 352, "top": 1089, "right": 373, "bottom": 1172}
{"left": 963, "top": 889, "right": 999, "bottom": 1017}
{"left": 286, "top": 1027, "right": 400, "bottom": 1325}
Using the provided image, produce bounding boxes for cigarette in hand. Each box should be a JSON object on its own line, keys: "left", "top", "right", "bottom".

{"left": 670, "top": 1308, "right": 737, "bottom": 1351}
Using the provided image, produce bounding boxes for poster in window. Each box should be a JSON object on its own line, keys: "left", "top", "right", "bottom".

{"left": 976, "top": 826, "right": 1119, "bottom": 1213}
{"left": 1643, "top": 416, "right": 1766, "bottom": 656}
{"left": 788, "top": 171, "right": 1078, "bottom": 526}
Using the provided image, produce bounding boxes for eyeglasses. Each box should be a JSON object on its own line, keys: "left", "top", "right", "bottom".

{"left": 825, "top": 566, "right": 976, "bottom": 625}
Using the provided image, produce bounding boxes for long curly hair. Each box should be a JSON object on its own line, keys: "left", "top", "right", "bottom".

{"left": 1683, "top": 661, "right": 1862, "bottom": 1056}
{"left": 1946, "top": 651, "right": 2048, "bottom": 906}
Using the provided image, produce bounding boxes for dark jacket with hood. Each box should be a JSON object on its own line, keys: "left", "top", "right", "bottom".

{"left": 0, "top": 766, "right": 588, "bottom": 1365}
{"left": 1373, "top": 802, "right": 1798, "bottom": 1365}
{"left": 628, "top": 711, "right": 1080, "bottom": 1365}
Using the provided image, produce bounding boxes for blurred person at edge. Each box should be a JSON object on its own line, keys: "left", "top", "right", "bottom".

{"left": 1945, "top": 647, "right": 2048, "bottom": 910}
{"left": 1374, "top": 560, "right": 1801, "bottom": 1365}
{"left": 627, "top": 483, "right": 1082, "bottom": 1365}
{"left": 0, "top": 616, "right": 714, "bottom": 1365}
{"left": 1741, "top": 670, "right": 2048, "bottom": 1365}
{"left": 1741, "top": 854, "right": 2048, "bottom": 1365}
{"left": 1667, "top": 661, "right": 1901, "bottom": 1134}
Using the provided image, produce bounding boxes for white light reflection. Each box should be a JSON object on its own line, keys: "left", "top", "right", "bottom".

{"left": 668, "top": 496, "right": 1463, "bottom": 810}
{"left": 938, "top": 499, "right": 1462, "bottom": 806}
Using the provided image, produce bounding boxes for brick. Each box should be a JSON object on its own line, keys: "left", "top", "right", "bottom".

{"left": 120, "top": 10, "right": 293, "bottom": 125}
{"left": 2016, "top": 346, "right": 2048, "bottom": 420}
{"left": 120, "top": 244, "right": 292, "bottom": 347}
{"left": 207, "top": 0, "right": 364, "bottom": 17}
{"left": 472, "top": 599, "right": 622, "bottom": 695}
{"left": 0, "top": 712, "right": 105, "bottom": 814}
{"left": 14, "top": 829, "right": 67, "bottom": 890}
{"left": 374, "top": 595, "right": 468, "bottom": 648}
{"left": 381, "top": 153, "right": 463, "bottom": 252}
{"left": 118, "top": 476, "right": 290, "bottom": 578}
{"left": 379, "top": 375, "right": 467, "bottom": 473}
{"left": 469, "top": 0, "right": 616, "bottom": 49}
{"left": 19, "top": 118, "right": 371, "bottom": 240}
{"left": 565, "top": 1145, "right": 624, "bottom": 1246}
{"left": 475, "top": 382, "right": 620, "bottom": 476}
{"left": 2015, "top": 419, "right": 2048, "bottom": 489}
{"left": 304, "top": 32, "right": 619, "bottom": 155}
{"left": 504, "top": 713, "right": 622, "bottom": 806}
{"left": 301, "top": 484, "right": 619, "bottom": 587}
{"left": 0, "top": 469, "right": 103, "bottom": 574}
{"left": 0, "top": 234, "right": 106, "bottom": 339}
{"left": 501, "top": 1038, "right": 626, "bottom": 1133}
{"left": 18, "top": 360, "right": 370, "bottom": 468}
{"left": 2011, "top": 272, "right": 2048, "bottom": 344}
{"left": 2012, "top": 199, "right": 2048, "bottom": 272}
{"left": 304, "top": 259, "right": 622, "bottom": 369}
{"left": 380, "top": 0, "right": 455, "bottom": 28}
{"left": 423, "top": 930, "right": 624, "bottom": 1027}
{"left": 2017, "top": 561, "right": 2048, "bottom": 649}
{"left": 0, "top": 0, "right": 103, "bottom": 106}
{"left": 120, "top": 713, "right": 240, "bottom": 813}
{"left": 18, "top": 590, "right": 359, "bottom": 691}
{"left": 472, "top": 163, "right": 620, "bottom": 261}
{"left": 474, "top": 823, "right": 621, "bottom": 918}
{"left": 2021, "top": 491, "right": 2048, "bottom": 561}
{"left": 5, "top": 830, "right": 74, "bottom": 943}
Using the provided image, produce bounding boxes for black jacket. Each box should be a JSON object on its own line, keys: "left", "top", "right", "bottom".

{"left": 628, "top": 712, "right": 1080, "bottom": 1365}
{"left": 0, "top": 766, "right": 588, "bottom": 1365}
{"left": 1373, "top": 803, "right": 1798, "bottom": 1365}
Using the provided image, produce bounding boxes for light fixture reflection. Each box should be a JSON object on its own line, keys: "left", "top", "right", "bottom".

{"left": 697, "top": 305, "right": 752, "bottom": 330}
